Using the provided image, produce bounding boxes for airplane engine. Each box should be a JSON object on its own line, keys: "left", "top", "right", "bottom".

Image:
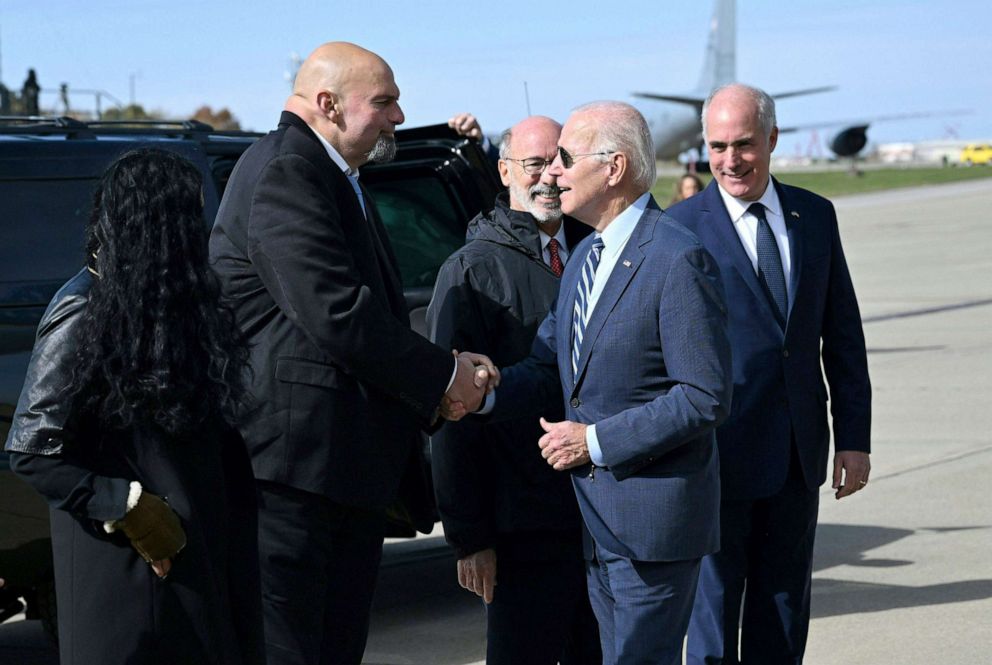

{"left": 829, "top": 125, "right": 869, "bottom": 157}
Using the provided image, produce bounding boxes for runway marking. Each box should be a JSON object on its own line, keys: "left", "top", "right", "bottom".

{"left": 819, "top": 443, "right": 992, "bottom": 498}
{"left": 862, "top": 297, "right": 992, "bottom": 324}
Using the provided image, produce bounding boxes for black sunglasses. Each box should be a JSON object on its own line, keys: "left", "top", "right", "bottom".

{"left": 557, "top": 146, "right": 612, "bottom": 169}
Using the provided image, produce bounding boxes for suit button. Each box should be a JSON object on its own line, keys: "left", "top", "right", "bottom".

{"left": 570, "top": 397, "right": 581, "bottom": 408}
{"left": 782, "top": 349, "right": 790, "bottom": 358}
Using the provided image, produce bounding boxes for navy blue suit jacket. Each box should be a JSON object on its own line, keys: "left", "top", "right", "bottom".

{"left": 667, "top": 179, "right": 871, "bottom": 501}
{"left": 494, "top": 197, "right": 733, "bottom": 562}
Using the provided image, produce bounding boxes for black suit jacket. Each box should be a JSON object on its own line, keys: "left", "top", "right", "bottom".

{"left": 209, "top": 111, "right": 452, "bottom": 522}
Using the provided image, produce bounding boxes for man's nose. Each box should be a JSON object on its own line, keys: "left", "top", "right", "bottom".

{"left": 392, "top": 102, "right": 405, "bottom": 126}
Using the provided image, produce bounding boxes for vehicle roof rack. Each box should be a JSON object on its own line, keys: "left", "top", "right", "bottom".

{"left": 0, "top": 116, "right": 261, "bottom": 141}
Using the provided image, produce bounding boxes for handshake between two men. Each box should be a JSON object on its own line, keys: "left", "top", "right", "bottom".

{"left": 441, "top": 352, "right": 590, "bottom": 471}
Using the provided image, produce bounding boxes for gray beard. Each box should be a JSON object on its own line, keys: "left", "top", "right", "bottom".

{"left": 510, "top": 181, "right": 563, "bottom": 224}
{"left": 366, "top": 135, "right": 397, "bottom": 164}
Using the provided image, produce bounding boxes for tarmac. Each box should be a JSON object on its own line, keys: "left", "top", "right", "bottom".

{"left": 1, "top": 177, "right": 990, "bottom": 664}
{"left": 800, "top": 178, "right": 992, "bottom": 664}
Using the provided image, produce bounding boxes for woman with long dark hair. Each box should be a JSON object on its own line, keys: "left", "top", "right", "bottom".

{"left": 5, "top": 148, "right": 264, "bottom": 664}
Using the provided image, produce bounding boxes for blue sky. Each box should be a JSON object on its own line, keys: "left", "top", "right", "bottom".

{"left": 3, "top": 0, "right": 990, "bottom": 154}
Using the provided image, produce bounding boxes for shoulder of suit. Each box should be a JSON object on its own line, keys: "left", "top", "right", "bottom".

{"left": 775, "top": 179, "right": 834, "bottom": 212}
{"left": 246, "top": 134, "right": 348, "bottom": 192}
{"left": 653, "top": 210, "right": 707, "bottom": 248}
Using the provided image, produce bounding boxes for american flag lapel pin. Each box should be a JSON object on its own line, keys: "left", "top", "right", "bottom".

{"left": 790, "top": 211, "right": 800, "bottom": 218}
{"left": 623, "top": 260, "right": 632, "bottom": 267}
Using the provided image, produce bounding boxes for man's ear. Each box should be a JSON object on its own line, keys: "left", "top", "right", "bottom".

{"left": 497, "top": 159, "right": 511, "bottom": 187}
{"left": 606, "top": 152, "right": 627, "bottom": 187}
{"left": 318, "top": 91, "right": 340, "bottom": 120}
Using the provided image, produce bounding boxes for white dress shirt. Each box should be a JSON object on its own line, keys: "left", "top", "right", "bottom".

{"left": 717, "top": 181, "right": 793, "bottom": 306}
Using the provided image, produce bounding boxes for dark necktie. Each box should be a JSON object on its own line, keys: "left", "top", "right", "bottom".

{"left": 572, "top": 236, "right": 605, "bottom": 377}
{"left": 547, "top": 238, "right": 564, "bottom": 277}
{"left": 750, "top": 202, "right": 788, "bottom": 325}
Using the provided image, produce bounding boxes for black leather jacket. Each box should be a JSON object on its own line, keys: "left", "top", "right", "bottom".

{"left": 5, "top": 268, "right": 91, "bottom": 456}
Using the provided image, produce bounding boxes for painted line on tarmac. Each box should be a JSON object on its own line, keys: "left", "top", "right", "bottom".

{"left": 820, "top": 444, "right": 992, "bottom": 498}
{"left": 862, "top": 297, "right": 992, "bottom": 324}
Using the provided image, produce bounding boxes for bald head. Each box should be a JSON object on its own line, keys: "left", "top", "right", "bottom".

{"left": 292, "top": 42, "right": 391, "bottom": 101}
{"left": 286, "top": 42, "right": 405, "bottom": 168}
{"left": 499, "top": 115, "right": 562, "bottom": 159}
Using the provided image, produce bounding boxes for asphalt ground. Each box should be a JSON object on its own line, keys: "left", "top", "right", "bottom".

{"left": 2, "top": 178, "right": 989, "bottom": 664}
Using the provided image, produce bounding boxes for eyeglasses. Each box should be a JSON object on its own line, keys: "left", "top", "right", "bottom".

{"left": 503, "top": 156, "right": 554, "bottom": 175}
{"left": 557, "top": 146, "right": 612, "bottom": 169}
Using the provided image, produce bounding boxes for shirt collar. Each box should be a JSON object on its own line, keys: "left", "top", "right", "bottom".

{"left": 539, "top": 223, "right": 568, "bottom": 252}
{"left": 717, "top": 178, "right": 782, "bottom": 222}
{"left": 311, "top": 126, "right": 359, "bottom": 178}
{"left": 600, "top": 191, "right": 651, "bottom": 258}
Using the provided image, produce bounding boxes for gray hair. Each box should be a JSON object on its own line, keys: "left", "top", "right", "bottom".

{"left": 573, "top": 101, "right": 656, "bottom": 192}
{"left": 498, "top": 127, "right": 513, "bottom": 160}
{"left": 701, "top": 83, "right": 777, "bottom": 140}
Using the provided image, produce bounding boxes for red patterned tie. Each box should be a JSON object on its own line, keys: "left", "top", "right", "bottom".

{"left": 547, "top": 238, "right": 564, "bottom": 277}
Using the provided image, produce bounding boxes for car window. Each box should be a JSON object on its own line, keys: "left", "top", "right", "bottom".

{"left": 0, "top": 177, "right": 96, "bottom": 289}
{"left": 368, "top": 175, "right": 466, "bottom": 289}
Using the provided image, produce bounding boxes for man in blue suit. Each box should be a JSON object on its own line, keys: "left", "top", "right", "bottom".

{"left": 448, "top": 101, "right": 734, "bottom": 665}
{"left": 667, "top": 84, "right": 872, "bottom": 665}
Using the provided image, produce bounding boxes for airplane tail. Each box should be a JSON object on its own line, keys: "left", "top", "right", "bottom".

{"left": 632, "top": 0, "right": 734, "bottom": 108}
{"left": 695, "top": 0, "right": 735, "bottom": 94}
{"left": 632, "top": 0, "right": 833, "bottom": 108}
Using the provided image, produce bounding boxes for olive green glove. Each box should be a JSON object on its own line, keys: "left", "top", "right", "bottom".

{"left": 115, "top": 491, "right": 186, "bottom": 563}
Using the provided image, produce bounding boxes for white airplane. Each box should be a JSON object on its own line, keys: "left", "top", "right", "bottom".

{"left": 632, "top": 0, "right": 961, "bottom": 161}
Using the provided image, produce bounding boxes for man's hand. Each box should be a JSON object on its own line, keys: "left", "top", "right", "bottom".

{"left": 832, "top": 451, "right": 871, "bottom": 500}
{"left": 448, "top": 113, "right": 483, "bottom": 141}
{"left": 441, "top": 350, "right": 499, "bottom": 421}
{"left": 538, "top": 417, "right": 590, "bottom": 470}
{"left": 457, "top": 548, "right": 497, "bottom": 604}
{"left": 455, "top": 350, "right": 500, "bottom": 393}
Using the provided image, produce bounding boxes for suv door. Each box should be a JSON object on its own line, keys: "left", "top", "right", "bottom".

{"left": 363, "top": 124, "right": 501, "bottom": 337}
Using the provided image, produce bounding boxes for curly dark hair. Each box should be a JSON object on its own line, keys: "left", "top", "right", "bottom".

{"left": 70, "top": 148, "right": 249, "bottom": 436}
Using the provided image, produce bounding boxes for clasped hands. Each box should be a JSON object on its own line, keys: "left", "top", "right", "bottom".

{"left": 442, "top": 350, "right": 500, "bottom": 420}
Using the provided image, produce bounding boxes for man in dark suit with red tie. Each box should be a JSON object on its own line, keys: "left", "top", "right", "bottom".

{"left": 667, "top": 83, "right": 872, "bottom": 665}
{"left": 209, "top": 42, "right": 494, "bottom": 665}
{"left": 427, "top": 115, "right": 598, "bottom": 665}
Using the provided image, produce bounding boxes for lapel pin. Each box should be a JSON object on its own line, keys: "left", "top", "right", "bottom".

{"left": 623, "top": 260, "right": 632, "bottom": 267}
{"left": 790, "top": 211, "right": 800, "bottom": 218}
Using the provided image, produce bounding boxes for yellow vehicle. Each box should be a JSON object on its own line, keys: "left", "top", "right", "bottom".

{"left": 960, "top": 143, "right": 992, "bottom": 165}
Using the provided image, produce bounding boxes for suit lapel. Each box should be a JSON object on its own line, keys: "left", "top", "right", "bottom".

{"left": 699, "top": 182, "right": 788, "bottom": 332}
{"left": 571, "top": 204, "right": 657, "bottom": 386}
{"left": 559, "top": 246, "right": 583, "bottom": 387}
{"left": 774, "top": 178, "right": 803, "bottom": 322}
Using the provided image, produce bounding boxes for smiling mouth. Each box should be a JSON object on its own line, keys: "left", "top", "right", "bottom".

{"left": 724, "top": 167, "right": 753, "bottom": 179}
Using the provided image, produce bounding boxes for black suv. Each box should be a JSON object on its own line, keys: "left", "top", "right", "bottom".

{"left": 0, "top": 116, "right": 501, "bottom": 634}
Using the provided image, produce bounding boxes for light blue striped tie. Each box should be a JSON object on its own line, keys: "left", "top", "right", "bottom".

{"left": 572, "top": 236, "right": 605, "bottom": 378}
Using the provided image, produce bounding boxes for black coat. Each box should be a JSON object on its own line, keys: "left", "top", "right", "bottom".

{"left": 426, "top": 194, "right": 590, "bottom": 560}
{"left": 209, "top": 112, "right": 452, "bottom": 529}
{"left": 6, "top": 270, "right": 264, "bottom": 665}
